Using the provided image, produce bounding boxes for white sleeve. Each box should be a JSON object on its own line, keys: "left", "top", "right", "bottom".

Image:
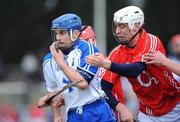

{"left": 43, "top": 60, "right": 59, "bottom": 93}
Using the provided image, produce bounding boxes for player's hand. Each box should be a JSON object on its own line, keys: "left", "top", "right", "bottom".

{"left": 143, "top": 50, "right": 166, "bottom": 66}
{"left": 54, "top": 116, "right": 64, "bottom": 122}
{"left": 120, "top": 109, "right": 134, "bottom": 122}
{"left": 51, "top": 94, "right": 65, "bottom": 108}
{"left": 50, "top": 42, "right": 65, "bottom": 66}
{"left": 37, "top": 94, "right": 49, "bottom": 108}
{"left": 116, "top": 103, "right": 134, "bottom": 122}
{"left": 85, "top": 53, "right": 111, "bottom": 69}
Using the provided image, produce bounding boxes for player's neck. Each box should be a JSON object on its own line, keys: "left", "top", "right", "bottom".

{"left": 127, "top": 33, "right": 139, "bottom": 48}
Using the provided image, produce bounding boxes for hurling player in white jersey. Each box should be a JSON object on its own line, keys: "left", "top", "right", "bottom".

{"left": 41, "top": 13, "right": 116, "bottom": 122}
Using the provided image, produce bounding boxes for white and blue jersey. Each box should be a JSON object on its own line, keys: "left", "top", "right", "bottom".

{"left": 42, "top": 39, "right": 105, "bottom": 113}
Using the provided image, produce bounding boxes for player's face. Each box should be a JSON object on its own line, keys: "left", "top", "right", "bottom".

{"left": 114, "top": 23, "right": 132, "bottom": 43}
{"left": 55, "top": 29, "right": 74, "bottom": 50}
{"left": 171, "top": 41, "right": 180, "bottom": 58}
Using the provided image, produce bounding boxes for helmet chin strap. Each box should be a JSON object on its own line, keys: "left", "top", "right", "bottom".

{"left": 70, "top": 29, "right": 75, "bottom": 41}
{"left": 54, "top": 29, "right": 75, "bottom": 53}
{"left": 61, "top": 26, "right": 88, "bottom": 53}
{"left": 69, "top": 26, "right": 88, "bottom": 41}
{"left": 125, "top": 27, "right": 142, "bottom": 48}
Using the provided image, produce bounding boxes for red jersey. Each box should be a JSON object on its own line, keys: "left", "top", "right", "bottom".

{"left": 102, "top": 29, "right": 180, "bottom": 116}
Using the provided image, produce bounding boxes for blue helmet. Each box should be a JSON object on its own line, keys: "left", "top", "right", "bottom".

{"left": 51, "top": 13, "right": 82, "bottom": 32}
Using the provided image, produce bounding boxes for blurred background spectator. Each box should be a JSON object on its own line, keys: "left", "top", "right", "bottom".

{"left": 0, "top": 103, "right": 19, "bottom": 122}
{"left": 20, "top": 51, "right": 41, "bottom": 82}
{"left": 168, "top": 34, "right": 180, "bottom": 82}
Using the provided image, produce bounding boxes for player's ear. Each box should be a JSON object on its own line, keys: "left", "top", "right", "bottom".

{"left": 71, "top": 30, "right": 80, "bottom": 42}
{"left": 132, "top": 22, "right": 140, "bottom": 34}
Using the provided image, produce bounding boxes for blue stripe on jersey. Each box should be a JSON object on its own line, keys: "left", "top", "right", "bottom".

{"left": 63, "top": 78, "right": 73, "bottom": 92}
{"left": 89, "top": 42, "right": 94, "bottom": 54}
{"left": 85, "top": 43, "right": 94, "bottom": 71}
{"left": 75, "top": 39, "right": 99, "bottom": 74}
{"left": 77, "top": 67, "right": 94, "bottom": 84}
{"left": 43, "top": 52, "right": 52, "bottom": 64}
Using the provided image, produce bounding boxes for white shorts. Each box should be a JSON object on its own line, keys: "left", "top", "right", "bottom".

{"left": 138, "top": 102, "right": 180, "bottom": 122}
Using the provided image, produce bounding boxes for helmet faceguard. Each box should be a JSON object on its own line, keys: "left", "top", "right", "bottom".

{"left": 112, "top": 22, "right": 130, "bottom": 45}
{"left": 112, "top": 6, "right": 144, "bottom": 45}
{"left": 51, "top": 28, "right": 69, "bottom": 51}
{"left": 51, "top": 28, "right": 68, "bottom": 42}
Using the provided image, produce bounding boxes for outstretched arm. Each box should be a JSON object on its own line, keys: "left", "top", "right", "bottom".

{"left": 86, "top": 53, "right": 146, "bottom": 77}
{"left": 101, "top": 80, "right": 134, "bottom": 122}
{"left": 144, "top": 50, "right": 180, "bottom": 76}
{"left": 164, "top": 58, "right": 180, "bottom": 76}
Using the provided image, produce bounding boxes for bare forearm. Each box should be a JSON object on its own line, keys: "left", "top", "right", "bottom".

{"left": 60, "top": 63, "right": 88, "bottom": 90}
{"left": 51, "top": 105, "right": 64, "bottom": 122}
{"left": 115, "top": 103, "right": 127, "bottom": 113}
{"left": 115, "top": 103, "right": 134, "bottom": 122}
{"left": 51, "top": 104, "right": 61, "bottom": 119}
{"left": 163, "top": 58, "right": 180, "bottom": 76}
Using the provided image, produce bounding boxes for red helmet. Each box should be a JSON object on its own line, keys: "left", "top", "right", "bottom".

{"left": 80, "top": 25, "right": 96, "bottom": 46}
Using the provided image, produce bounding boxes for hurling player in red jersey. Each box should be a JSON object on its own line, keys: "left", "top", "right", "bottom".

{"left": 86, "top": 6, "right": 180, "bottom": 122}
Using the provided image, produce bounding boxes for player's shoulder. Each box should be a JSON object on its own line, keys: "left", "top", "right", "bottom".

{"left": 76, "top": 39, "right": 95, "bottom": 48}
{"left": 144, "top": 28, "right": 162, "bottom": 42}
{"left": 145, "top": 33, "right": 163, "bottom": 50}
{"left": 108, "top": 45, "right": 122, "bottom": 57}
{"left": 141, "top": 28, "right": 160, "bottom": 42}
{"left": 76, "top": 39, "right": 99, "bottom": 53}
{"left": 147, "top": 33, "right": 159, "bottom": 40}
{"left": 43, "top": 52, "right": 52, "bottom": 64}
